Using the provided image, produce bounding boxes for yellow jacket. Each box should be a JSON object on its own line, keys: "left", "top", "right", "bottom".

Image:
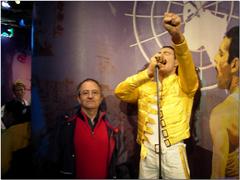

{"left": 115, "top": 39, "right": 199, "bottom": 159}
{"left": 1, "top": 122, "right": 30, "bottom": 174}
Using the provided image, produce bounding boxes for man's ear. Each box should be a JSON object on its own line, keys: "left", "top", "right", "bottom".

{"left": 76, "top": 95, "right": 81, "bottom": 104}
{"left": 174, "top": 59, "right": 179, "bottom": 67}
{"left": 230, "top": 57, "right": 239, "bottom": 74}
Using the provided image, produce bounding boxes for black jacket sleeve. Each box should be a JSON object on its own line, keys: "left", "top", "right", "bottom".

{"left": 108, "top": 128, "right": 130, "bottom": 179}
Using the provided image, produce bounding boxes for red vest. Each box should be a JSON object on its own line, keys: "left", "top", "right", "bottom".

{"left": 74, "top": 112, "right": 109, "bottom": 179}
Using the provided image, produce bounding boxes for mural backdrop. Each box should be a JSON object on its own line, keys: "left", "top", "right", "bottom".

{"left": 1, "top": 29, "right": 31, "bottom": 105}
{"left": 31, "top": 1, "right": 239, "bottom": 178}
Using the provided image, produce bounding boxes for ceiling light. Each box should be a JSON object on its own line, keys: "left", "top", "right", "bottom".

{"left": 15, "top": 0, "right": 20, "bottom": 5}
{"left": 1, "top": 1, "right": 11, "bottom": 9}
{"left": 19, "top": 19, "right": 26, "bottom": 27}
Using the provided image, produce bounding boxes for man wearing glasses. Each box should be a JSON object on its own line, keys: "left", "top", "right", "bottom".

{"left": 51, "top": 78, "right": 129, "bottom": 179}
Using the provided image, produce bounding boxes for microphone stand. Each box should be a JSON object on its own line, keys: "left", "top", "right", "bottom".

{"left": 154, "top": 65, "right": 162, "bottom": 179}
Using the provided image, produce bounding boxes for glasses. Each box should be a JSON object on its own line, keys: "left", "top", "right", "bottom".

{"left": 80, "top": 90, "right": 100, "bottom": 97}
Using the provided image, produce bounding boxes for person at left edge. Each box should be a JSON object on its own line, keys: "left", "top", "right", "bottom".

{"left": 49, "top": 78, "right": 130, "bottom": 179}
{"left": 1, "top": 81, "right": 31, "bottom": 176}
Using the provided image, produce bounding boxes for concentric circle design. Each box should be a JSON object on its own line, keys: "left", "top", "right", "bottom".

{"left": 126, "top": 1, "right": 239, "bottom": 91}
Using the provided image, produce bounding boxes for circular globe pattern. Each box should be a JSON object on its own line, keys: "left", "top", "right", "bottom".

{"left": 126, "top": 1, "right": 239, "bottom": 91}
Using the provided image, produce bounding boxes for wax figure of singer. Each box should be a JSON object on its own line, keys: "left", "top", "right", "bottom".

{"left": 114, "top": 12, "right": 199, "bottom": 179}
{"left": 50, "top": 78, "right": 129, "bottom": 179}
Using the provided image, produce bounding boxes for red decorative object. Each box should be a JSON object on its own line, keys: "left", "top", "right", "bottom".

{"left": 17, "top": 52, "right": 27, "bottom": 63}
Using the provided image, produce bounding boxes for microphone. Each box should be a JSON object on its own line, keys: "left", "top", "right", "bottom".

{"left": 155, "top": 60, "right": 166, "bottom": 70}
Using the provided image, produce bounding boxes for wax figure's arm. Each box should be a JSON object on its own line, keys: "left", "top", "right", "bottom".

{"left": 114, "top": 70, "right": 150, "bottom": 103}
{"left": 164, "top": 13, "right": 199, "bottom": 95}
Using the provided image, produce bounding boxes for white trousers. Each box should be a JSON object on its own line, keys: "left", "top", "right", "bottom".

{"left": 139, "top": 142, "right": 190, "bottom": 179}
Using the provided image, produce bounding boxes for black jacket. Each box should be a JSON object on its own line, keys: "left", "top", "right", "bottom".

{"left": 49, "top": 108, "right": 130, "bottom": 179}
{"left": 2, "top": 99, "right": 30, "bottom": 128}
